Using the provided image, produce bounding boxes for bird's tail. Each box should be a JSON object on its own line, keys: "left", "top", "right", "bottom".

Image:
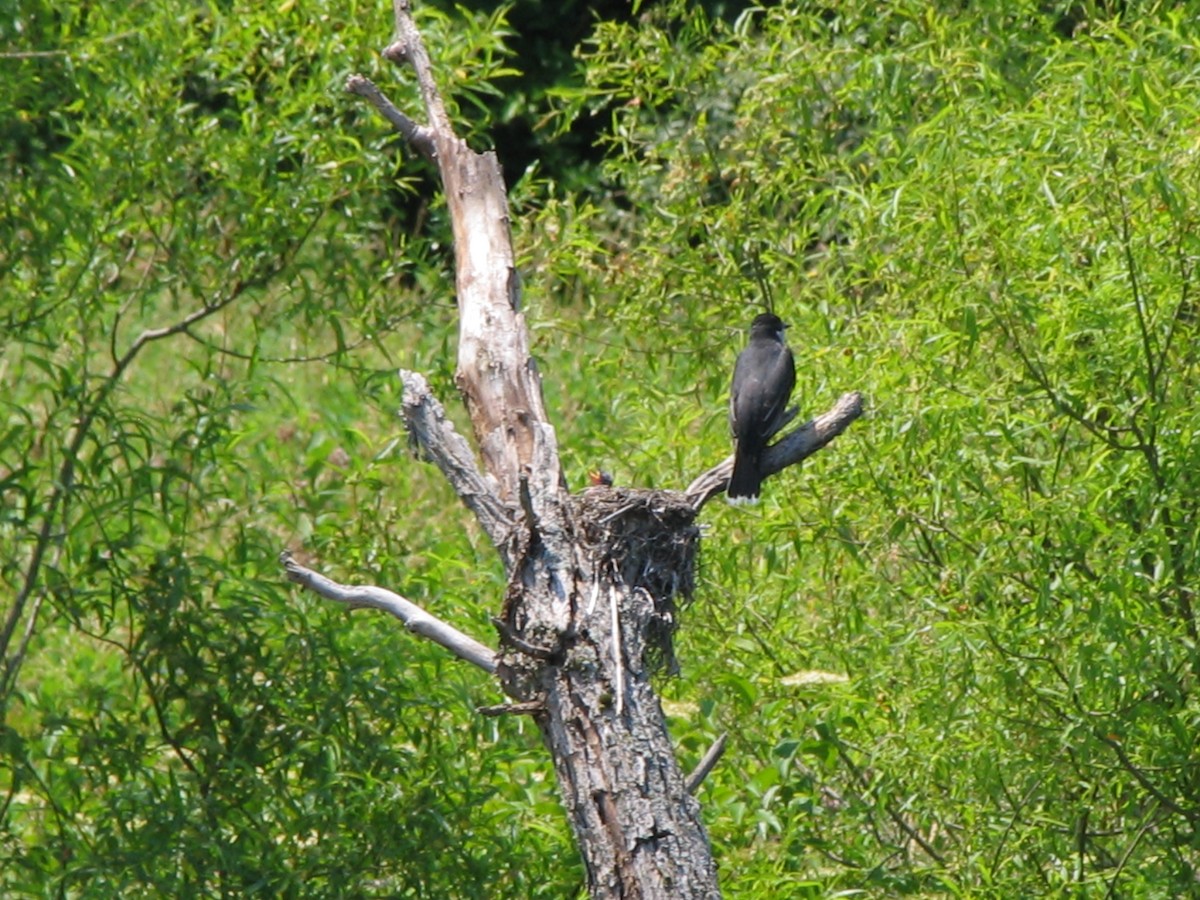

{"left": 726, "top": 450, "right": 762, "bottom": 505}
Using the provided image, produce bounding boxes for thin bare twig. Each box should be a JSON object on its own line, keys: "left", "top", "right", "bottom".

{"left": 280, "top": 551, "right": 497, "bottom": 674}
{"left": 345, "top": 74, "right": 436, "bottom": 161}
{"left": 0, "top": 29, "right": 137, "bottom": 59}
{"left": 684, "top": 733, "right": 728, "bottom": 794}
{"left": 1104, "top": 801, "right": 1161, "bottom": 900}
{"left": 491, "top": 617, "right": 556, "bottom": 660}
{"left": 388, "top": 0, "right": 455, "bottom": 144}
{"left": 609, "top": 582, "right": 625, "bottom": 716}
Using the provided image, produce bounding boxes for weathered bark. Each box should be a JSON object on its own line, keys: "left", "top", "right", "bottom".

{"left": 386, "top": 2, "right": 551, "bottom": 508}
{"left": 496, "top": 487, "right": 717, "bottom": 899}
{"left": 348, "top": 4, "right": 723, "bottom": 896}
{"left": 289, "top": 3, "right": 865, "bottom": 898}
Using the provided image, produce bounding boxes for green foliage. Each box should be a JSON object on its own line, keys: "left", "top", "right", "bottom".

{"left": 1, "top": 0, "right": 574, "bottom": 895}
{"left": 7, "top": 0, "right": 1200, "bottom": 897}
{"left": 533, "top": 0, "right": 1200, "bottom": 895}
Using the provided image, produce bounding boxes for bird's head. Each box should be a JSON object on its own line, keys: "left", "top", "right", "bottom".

{"left": 749, "top": 312, "right": 787, "bottom": 342}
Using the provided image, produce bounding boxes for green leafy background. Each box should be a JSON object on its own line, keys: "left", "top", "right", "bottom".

{"left": 3, "top": 0, "right": 1198, "bottom": 896}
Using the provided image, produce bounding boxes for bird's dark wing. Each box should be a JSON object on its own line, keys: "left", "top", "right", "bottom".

{"left": 730, "top": 341, "right": 796, "bottom": 443}
{"left": 761, "top": 346, "right": 796, "bottom": 439}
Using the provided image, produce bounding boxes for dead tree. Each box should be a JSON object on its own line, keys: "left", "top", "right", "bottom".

{"left": 282, "top": 2, "right": 863, "bottom": 897}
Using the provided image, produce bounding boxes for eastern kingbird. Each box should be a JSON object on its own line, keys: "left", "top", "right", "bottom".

{"left": 728, "top": 313, "right": 796, "bottom": 504}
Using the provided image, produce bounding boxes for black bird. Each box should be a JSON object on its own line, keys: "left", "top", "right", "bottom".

{"left": 728, "top": 313, "right": 796, "bottom": 504}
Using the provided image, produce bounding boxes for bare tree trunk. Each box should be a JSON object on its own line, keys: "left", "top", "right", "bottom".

{"left": 287, "top": 2, "right": 864, "bottom": 897}
{"left": 370, "top": 6, "right": 722, "bottom": 893}
{"left": 497, "top": 486, "right": 718, "bottom": 898}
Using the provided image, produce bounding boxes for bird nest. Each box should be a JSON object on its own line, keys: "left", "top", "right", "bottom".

{"left": 571, "top": 485, "right": 700, "bottom": 673}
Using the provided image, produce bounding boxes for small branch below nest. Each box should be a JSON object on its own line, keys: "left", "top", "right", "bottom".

{"left": 686, "top": 391, "right": 865, "bottom": 509}
{"left": 491, "top": 616, "right": 556, "bottom": 660}
{"left": 684, "top": 733, "right": 728, "bottom": 795}
{"left": 281, "top": 551, "right": 497, "bottom": 674}
{"left": 477, "top": 700, "right": 546, "bottom": 717}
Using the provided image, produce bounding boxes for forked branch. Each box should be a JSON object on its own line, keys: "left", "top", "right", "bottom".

{"left": 345, "top": 75, "right": 435, "bottom": 159}
{"left": 348, "top": 0, "right": 554, "bottom": 506}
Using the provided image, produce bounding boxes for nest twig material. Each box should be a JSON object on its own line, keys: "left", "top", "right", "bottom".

{"left": 572, "top": 486, "right": 700, "bottom": 673}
